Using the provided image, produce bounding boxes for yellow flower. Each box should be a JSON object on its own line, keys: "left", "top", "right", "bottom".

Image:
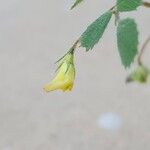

{"left": 43, "top": 53, "right": 75, "bottom": 92}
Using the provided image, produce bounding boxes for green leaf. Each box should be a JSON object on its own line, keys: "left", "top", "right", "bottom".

{"left": 80, "top": 11, "right": 112, "bottom": 51}
{"left": 117, "top": 18, "right": 139, "bottom": 68}
{"left": 117, "top": 0, "right": 142, "bottom": 12}
{"left": 71, "top": 0, "right": 83, "bottom": 10}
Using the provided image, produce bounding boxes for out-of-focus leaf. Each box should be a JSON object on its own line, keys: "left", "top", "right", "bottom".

{"left": 71, "top": 0, "right": 83, "bottom": 10}
{"left": 80, "top": 11, "right": 112, "bottom": 51}
{"left": 117, "top": 18, "right": 139, "bottom": 67}
{"left": 117, "top": 0, "right": 142, "bottom": 12}
{"left": 126, "top": 65, "right": 150, "bottom": 83}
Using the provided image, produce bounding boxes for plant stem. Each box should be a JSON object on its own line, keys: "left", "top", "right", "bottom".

{"left": 138, "top": 37, "right": 150, "bottom": 65}
{"left": 55, "top": 40, "right": 79, "bottom": 63}
{"left": 143, "top": 1, "right": 150, "bottom": 8}
{"left": 69, "top": 39, "right": 80, "bottom": 54}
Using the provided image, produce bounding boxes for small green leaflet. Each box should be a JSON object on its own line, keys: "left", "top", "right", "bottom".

{"left": 71, "top": 0, "right": 83, "bottom": 10}
{"left": 117, "top": 0, "right": 142, "bottom": 12}
{"left": 80, "top": 11, "right": 112, "bottom": 51}
{"left": 117, "top": 18, "right": 139, "bottom": 68}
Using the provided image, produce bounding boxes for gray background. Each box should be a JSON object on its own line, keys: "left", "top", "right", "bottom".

{"left": 0, "top": 0, "right": 150, "bottom": 149}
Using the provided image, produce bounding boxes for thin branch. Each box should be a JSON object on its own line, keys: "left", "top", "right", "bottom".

{"left": 143, "top": 1, "right": 150, "bottom": 8}
{"left": 138, "top": 37, "right": 150, "bottom": 65}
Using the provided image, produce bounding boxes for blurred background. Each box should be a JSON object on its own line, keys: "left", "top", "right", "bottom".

{"left": 0, "top": 0, "right": 150, "bottom": 149}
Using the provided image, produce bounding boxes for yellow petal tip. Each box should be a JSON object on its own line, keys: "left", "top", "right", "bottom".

{"left": 43, "top": 84, "right": 52, "bottom": 92}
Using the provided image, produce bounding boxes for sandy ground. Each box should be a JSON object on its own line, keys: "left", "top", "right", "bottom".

{"left": 0, "top": 0, "right": 150, "bottom": 150}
